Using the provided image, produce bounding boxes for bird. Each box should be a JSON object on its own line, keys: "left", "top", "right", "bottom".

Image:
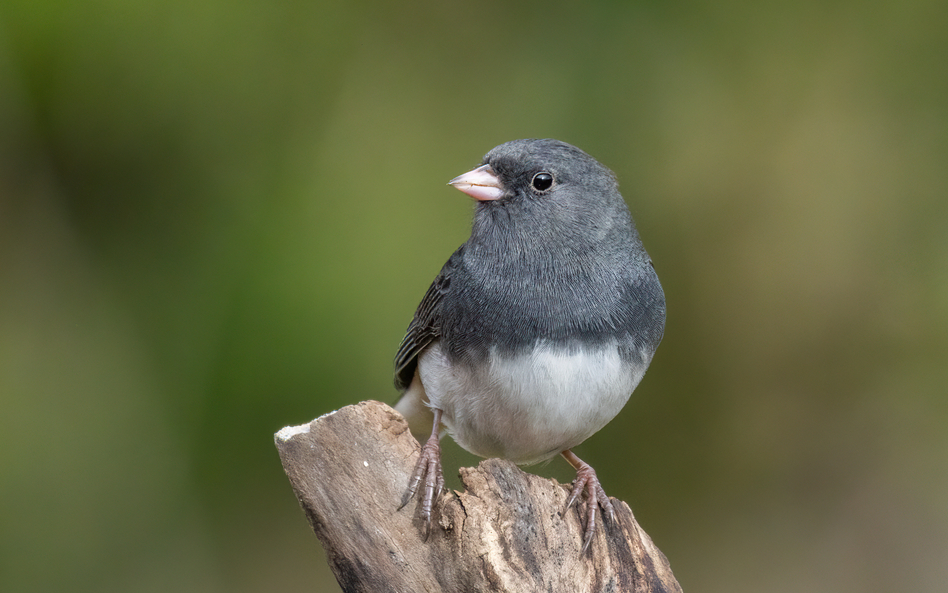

{"left": 393, "top": 138, "right": 665, "bottom": 551}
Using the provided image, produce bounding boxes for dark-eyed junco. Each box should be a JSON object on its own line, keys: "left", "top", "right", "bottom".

{"left": 394, "top": 138, "right": 665, "bottom": 551}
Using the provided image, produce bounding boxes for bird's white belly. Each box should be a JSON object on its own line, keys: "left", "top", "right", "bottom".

{"left": 418, "top": 340, "right": 647, "bottom": 464}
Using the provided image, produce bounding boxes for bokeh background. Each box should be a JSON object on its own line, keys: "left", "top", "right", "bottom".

{"left": 2, "top": 1, "right": 946, "bottom": 592}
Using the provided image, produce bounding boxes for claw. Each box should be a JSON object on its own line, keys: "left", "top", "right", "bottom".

{"left": 400, "top": 409, "right": 445, "bottom": 537}
{"left": 562, "top": 449, "right": 615, "bottom": 553}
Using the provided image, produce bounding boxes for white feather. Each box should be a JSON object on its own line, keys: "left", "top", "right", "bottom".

{"left": 412, "top": 340, "right": 649, "bottom": 465}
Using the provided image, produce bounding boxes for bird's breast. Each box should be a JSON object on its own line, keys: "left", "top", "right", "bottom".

{"left": 418, "top": 340, "right": 650, "bottom": 465}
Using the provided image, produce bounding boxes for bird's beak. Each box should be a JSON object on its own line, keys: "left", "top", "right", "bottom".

{"left": 448, "top": 164, "right": 505, "bottom": 201}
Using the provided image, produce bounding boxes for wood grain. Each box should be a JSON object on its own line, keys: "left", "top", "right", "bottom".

{"left": 275, "top": 400, "right": 681, "bottom": 593}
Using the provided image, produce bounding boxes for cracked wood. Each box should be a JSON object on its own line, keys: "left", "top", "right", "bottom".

{"left": 275, "top": 400, "right": 682, "bottom": 593}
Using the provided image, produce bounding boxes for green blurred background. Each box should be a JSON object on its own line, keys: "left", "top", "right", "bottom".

{"left": 1, "top": 1, "right": 946, "bottom": 591}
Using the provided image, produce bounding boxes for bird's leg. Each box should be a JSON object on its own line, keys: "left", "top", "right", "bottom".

{"left": 562, "top": 449, "right": 616, "bottom": 553}
{"left": 399, "top": 408, "right": 445, "bottom": 539}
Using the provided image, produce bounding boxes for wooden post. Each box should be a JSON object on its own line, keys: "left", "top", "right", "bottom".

{"left": 275, "top": 400, "right": 682, "bottom": 593}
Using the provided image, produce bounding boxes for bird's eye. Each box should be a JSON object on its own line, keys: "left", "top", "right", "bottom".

{"left": 531, "top": 172, "right": 554, "bottom": 191}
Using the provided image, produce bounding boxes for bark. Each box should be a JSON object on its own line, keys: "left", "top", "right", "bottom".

{"left": 275, "top": 400, "right": 681, "bottom": 593}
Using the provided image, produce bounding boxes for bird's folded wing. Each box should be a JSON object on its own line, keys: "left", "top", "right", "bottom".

{"left": 393, "top": 249, "right": 463, "bottom": 390}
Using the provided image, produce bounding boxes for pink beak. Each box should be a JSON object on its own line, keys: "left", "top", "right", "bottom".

{"left": 448, "top": 164, "right": 505, "bottom": 201}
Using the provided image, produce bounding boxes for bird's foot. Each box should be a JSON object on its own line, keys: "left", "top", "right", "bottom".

{"left": 562, "top": 449, "right": 616, "bottom": 553}
{"left": 399, "top": 423, "right": 445, "bottom": 539}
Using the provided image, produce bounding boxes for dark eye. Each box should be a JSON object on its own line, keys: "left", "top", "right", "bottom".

{"left": 531, "top": 172, "right": 554, "bottom": 191}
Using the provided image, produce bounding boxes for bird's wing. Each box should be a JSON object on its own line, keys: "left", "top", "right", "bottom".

{"left": 393, "top": 248, "right": 461, "bottom": 390}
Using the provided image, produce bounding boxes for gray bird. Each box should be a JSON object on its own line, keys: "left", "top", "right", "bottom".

{"left": 394, "top": 138, "right": 665, "bottom": 551}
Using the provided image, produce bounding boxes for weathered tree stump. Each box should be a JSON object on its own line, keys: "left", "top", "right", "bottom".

{"left": 275, "top": 400, "right": 681, "bottom": 593}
